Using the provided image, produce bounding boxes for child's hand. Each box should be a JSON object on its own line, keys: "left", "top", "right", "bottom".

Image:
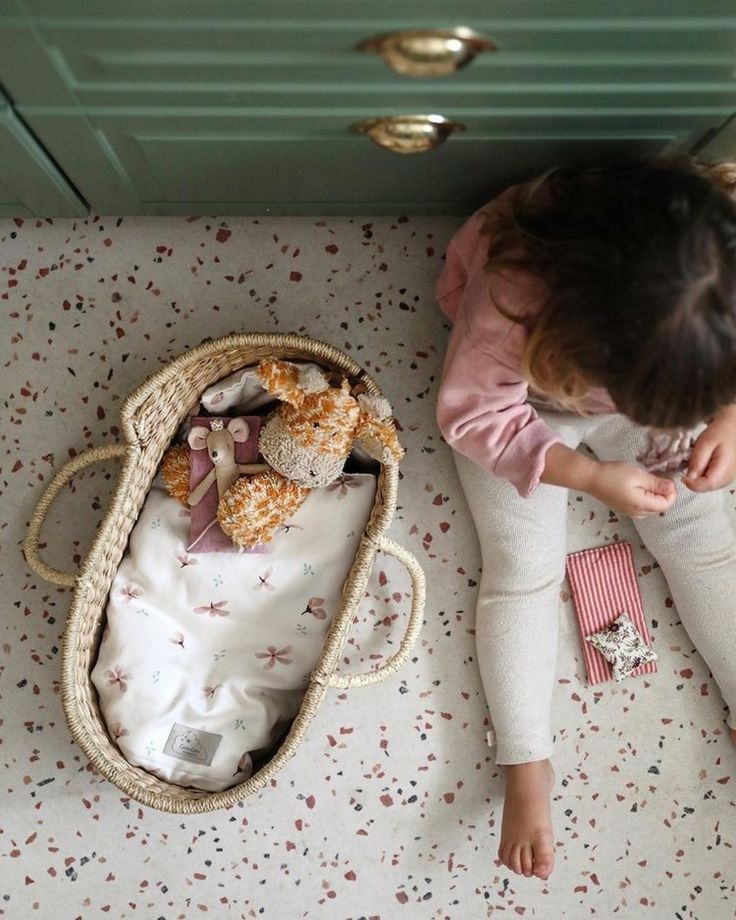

{"left": 587, "top": 461, "right": 676, "bottom": 518}
{"left": 683, "top": 405, "right": 736, "bottom": 492}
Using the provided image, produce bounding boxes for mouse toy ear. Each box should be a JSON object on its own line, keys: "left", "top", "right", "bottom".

{"left": 226, "top": 417, "right": 251, "bottom": 443}
{"left": 187, "top": 425, "right": 211, "bottom": 450}
{"left": 257, "top": 359, "right": 330, "bottom": 406}
{"left": 354, "top": 394, "right": 405, "bottom": 463}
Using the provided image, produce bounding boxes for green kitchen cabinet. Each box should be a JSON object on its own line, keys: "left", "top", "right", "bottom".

{"left": 0, "top": 0, "right": 735, "bottom": 215}
{"left": 0, "top": 91, "right": 86, "bottom": 217}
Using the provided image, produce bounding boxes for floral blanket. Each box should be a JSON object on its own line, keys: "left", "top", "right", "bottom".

{"left": 91, "top": 472, "right": 376, "bottom": 791}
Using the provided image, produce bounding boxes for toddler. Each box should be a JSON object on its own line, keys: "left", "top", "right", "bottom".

{"left": 435, "top": 154, "right": 736, "bottom": 881}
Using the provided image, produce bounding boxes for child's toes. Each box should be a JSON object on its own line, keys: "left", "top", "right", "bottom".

{"left": 509, "top": 844, "right": 523, "bottom": 874}
{"left": 521, "top": 845, "right": 534, "bottom": 876}
{"left": 533, "top": 839, "right": 555, "bottom": 879}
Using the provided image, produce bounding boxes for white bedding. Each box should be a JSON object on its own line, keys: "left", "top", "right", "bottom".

{"left": 91, "top": 472, "right": 376, "bottom": 791}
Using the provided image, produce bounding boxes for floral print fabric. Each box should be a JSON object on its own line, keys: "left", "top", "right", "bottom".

{"left": 91, "top": 473, "right": 376, "bottom": 792}
{"left": 584, "top": 611, "right": 658, "bottom": 683}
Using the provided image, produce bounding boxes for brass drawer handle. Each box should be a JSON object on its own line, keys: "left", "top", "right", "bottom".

{"left": 357, "top": 27, "right": 496, "bottom": 77}
{"left": 351, "top": 115, "right": 466, "bottom": 154}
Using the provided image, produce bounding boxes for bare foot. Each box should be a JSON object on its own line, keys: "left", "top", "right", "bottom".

{"left": 729, "top": 727, "right": 736, "bottom": 746}
{"left": 497, "top": 759, "right": 556, "bottom": 880}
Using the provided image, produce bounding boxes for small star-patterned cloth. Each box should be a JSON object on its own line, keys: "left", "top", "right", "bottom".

{"left": 584, "top": 611, "right": 658, "bottom": 682}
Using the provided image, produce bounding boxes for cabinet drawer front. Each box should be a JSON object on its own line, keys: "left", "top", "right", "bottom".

{"left": 23, "top": 108, "right": 706, "bottom": 215}
{"left": 10, "top": 60, "right": 736, "bottom": 111}
{"left": 11, "top": 0, "right": 736, "bottom": 26}
{"left": 2, "top": 4, "right": 736, "bottom": 106}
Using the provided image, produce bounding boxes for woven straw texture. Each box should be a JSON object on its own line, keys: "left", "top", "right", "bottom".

{"left": 24, "top": 332, "right": 425, "bottom": 813}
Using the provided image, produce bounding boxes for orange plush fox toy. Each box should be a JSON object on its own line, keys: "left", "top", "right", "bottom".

{"left": 161, "top": 358, "right": 404, "bottom": 549}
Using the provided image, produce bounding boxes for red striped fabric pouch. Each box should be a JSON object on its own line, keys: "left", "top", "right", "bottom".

{"left": 565, "top": 541, "right": 657, "bottom": 686}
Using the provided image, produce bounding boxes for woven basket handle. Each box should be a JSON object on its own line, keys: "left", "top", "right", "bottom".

{"left": 24, "top": 444, "right": 128, "bottom": 587}
{"left": 326, "top": 537, "right": 426, "bottom": 689}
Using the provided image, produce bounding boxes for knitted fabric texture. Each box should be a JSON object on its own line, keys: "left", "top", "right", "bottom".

{"left": 258, "top": 413, "right": 349, "bottom": 488}
{"left": 217, "top": 471, "right": 311, "bottom": 548}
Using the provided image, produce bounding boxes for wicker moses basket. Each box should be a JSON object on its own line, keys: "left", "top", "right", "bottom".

{"left": 23, "top": 332, "right": 426, "bottom": 814}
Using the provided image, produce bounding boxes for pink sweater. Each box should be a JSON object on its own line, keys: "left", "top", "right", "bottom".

{"left": 435, "top": 184, "right": 617, "bottom": 497}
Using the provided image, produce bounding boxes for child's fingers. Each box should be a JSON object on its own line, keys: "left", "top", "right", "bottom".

{"left": 638, "top": 487, "right": 676, "bottom": 513}
{"left": 684, "top": 443, "right": 720, "bottom": 491}
{"left": 686, "top": 446, "right": 731, "bottom": 491}
{"left": 685, "top": 438, "right": 716, "bottom": 481}
{"left": 631, "top": 474, "right": 676, "bottom": 515}
{"left": 643, "top": 473, "right": 676, "bottom": 498}
{"left": 703, "top": 453, "right": 729, "bottom": 485}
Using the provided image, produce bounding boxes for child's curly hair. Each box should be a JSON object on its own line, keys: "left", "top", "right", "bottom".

{"left": 482, "top": 154, "right": 736, "bottom": 428}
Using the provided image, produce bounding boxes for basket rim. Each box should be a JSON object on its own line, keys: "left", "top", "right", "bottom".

{"left": 62, "top": 331, "right": 402, "bottom": 813}
{"left": 120, "top": 331, "right": 382, "bottom": 446}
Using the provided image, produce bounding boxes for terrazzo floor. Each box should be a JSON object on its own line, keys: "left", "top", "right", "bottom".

{"left": 2, "top": 212, "right": 736, "bottom": 919}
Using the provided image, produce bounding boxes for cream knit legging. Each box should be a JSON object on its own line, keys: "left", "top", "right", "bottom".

{"left": 453, "top": 407, "right": 736, "bottom": 765}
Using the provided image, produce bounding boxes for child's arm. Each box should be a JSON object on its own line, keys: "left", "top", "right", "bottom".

{"left": 437, "top": 314, "right": 677, "bottom": 515}
{"left": 538, "top": 442, "right": 596, "bottom": 491}
{"left": 541, "top": 442, "right": 676, "bottom": 517}
{"left": 436, "top": 320, "right": 563, "bottom": 498}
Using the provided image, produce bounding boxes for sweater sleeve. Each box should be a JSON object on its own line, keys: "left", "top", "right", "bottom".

{"left": 435, "top": 318, "right": 562, "bottom": 497}
{"left": 434, "top": 211, "right": 486, "bottom": 323}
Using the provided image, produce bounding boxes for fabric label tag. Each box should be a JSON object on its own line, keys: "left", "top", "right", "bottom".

{"left": 163, "top": 723, "right": 223, "bottom": 766}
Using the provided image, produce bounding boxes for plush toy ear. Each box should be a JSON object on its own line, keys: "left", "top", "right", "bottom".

{"left": 354, "top": 394, "right": 405, "bottom": 463}
{"left": 227, "top": 417, "right": 251, "bottom": 443}
{"left": 297, "top": 364, "right": 332, "bottom": 395}
{"left": 257, "top": 359, "right": 330, "bottom": 406}
{"left": 187, "top": 425, "right": 210, "bottom": 450}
